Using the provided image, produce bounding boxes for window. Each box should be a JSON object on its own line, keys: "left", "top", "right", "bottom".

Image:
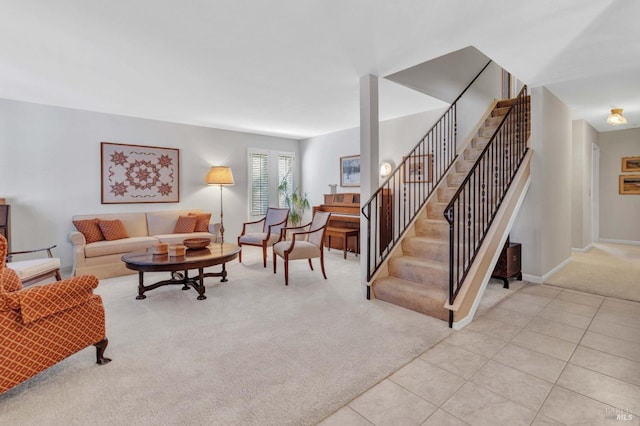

{"left": 247, "top": 149, "right": 295, "bottom": 218}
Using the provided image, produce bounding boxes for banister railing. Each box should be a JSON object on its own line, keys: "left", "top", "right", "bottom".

{"left": 361, "top": 60, "right": 492, "bottom": 284}
{"left": 444, "top": 85, "right": 530, "bottom": 326}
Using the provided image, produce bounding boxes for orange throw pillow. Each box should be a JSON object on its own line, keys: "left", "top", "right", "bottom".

{"left": 189, "top": 212, "right": 212, "bottom": 232}
{"left": 174, "top": 215, "right": 198, "bottom": 233}
{"left": 73, "top": 218, "right": 105, "bottom": 244}
{"left": 98, "top": 219, "right": 129, "bottom": 241}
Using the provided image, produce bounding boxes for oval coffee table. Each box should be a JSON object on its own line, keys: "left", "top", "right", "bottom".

{"left": 122, "top": 243, "right": 240, "bottom": 300}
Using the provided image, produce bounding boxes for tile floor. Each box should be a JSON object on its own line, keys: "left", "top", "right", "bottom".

{"left": 319, "top": 284, "right": 640, "bottom": 425}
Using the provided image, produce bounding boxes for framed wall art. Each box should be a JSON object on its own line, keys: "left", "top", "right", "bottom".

{"left": 403, "top": 154, "right": 433, "bottom": 183}
{"left": 619, "top": 174, "right": 640, "bottom": 195}
{"left": 340, "top": 155, "right": 360, "bottom": 187}
{"left": 621, "top": 156, "right": 640, "bottom": 172}
{"left": 101, "top": 142, "right": 180, "bottom": 204}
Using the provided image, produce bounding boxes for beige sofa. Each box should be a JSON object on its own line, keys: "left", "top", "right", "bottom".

{"left": 69, "top": 210, "right": 221, "bottom": 279}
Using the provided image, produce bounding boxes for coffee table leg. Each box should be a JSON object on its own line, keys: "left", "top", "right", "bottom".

{"left": 196, "top": 268, "right": 207, "bottom": 300}
{"left": 181, "top": 269, "right": 190, "bottom": 290}
{"left": 220, "top": 263, "right": 228, "bottom": 282}
{"left": 136, "top": 271, "right": 146, "bottom": 300}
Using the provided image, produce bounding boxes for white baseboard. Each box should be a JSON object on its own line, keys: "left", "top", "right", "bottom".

{"left": 572, "top": 243, "right": 593, "bottom": 253}
{"left": 599, "top": 238, "right": 640, "bottom": 246}
{"left": 522, "top": 256, "right": 572, "bottom": 284}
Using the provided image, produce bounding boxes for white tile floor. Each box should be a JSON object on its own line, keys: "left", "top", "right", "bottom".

{"left": 319, "top": 284, "right": 640, "bottom": 425}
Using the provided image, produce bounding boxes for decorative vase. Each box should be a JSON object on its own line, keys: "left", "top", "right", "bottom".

{"left": 328, "top": 184, "right": 337, "bottom": 195}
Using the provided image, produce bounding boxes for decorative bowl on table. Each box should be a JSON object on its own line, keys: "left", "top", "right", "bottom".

{"left": 183, "top": 237, "right": 211, "bottom": 250}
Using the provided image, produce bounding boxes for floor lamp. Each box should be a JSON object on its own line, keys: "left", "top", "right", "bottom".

{"left": 206, "top": 166, "right": 235, "bottom": 243}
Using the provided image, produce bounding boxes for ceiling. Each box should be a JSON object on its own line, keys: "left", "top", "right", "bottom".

{"left": 1, "top": 0, "right": 638, "bottom": 140}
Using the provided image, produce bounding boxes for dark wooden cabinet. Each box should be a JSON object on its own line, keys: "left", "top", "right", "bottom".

{"left": 492, "top": 237, "right": 522, "bottom": 288}
{"left": 0, "top": 204, "right": 9, "bottom": 252}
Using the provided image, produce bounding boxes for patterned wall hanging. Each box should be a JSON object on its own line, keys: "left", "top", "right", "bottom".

{"left": 101, "top": 142, "right": 179, "bottom": 204}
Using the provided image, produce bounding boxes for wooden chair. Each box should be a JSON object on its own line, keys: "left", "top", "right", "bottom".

{"left": 238, "top": 207, "right": 289, "bottom": 267}
{"left": 272, "top": 211, "right": 331, "bottom": 285}
{"left": 6, "top": 244, "right": 62, "bottom": 286}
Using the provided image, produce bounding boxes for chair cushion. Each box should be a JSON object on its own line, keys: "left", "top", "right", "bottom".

{"left": 173, "top": 215, "right": 197, "bottom": 233}
{"left": 6, "top": 258, "right": 61, "bottom": 282}
{"left": 239, "top": 233, "right": 280, "bottom": 246}
{"left": 189, "top": 212, "right": 212, "bottom": 232}
{"left": 273, "top": 240, "right": 320, "bottom": 260}
{"left": 99, "top": 219, "right": 129, "bottom": 241}
{"left": 73, "top": 218, "right": 105, "bottom": 244}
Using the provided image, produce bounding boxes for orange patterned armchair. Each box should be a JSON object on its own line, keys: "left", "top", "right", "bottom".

{"left": 0, "top": 235, "right": 110, "bottom": 393}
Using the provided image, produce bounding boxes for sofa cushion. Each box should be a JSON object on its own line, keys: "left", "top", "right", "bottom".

{"left": 84, "top": 236, "right": 157, "bottom": 258}
{"left": 146, "top": 210, "right": 202, "bottom": 236}
{"left": 189, "top": 212, "right": 212, "bottom": 232}
{"left": 174, "top": 215, "right": 197, "bottom": 233}
{"left": 73, "top": 218, "right": 104, "bottom": 244}
{"left": 99, "top": 219, "right": 129, "bottom": 241}
{"left": 153, "top": 232, "right": 214, "bottom": 246}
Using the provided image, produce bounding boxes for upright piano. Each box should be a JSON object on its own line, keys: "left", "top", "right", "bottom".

{"left": 313, "top": 193, "right": 360, "bottom": 253}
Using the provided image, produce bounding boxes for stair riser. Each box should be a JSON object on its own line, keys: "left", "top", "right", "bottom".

{"left": 492, "top": 107, "right": 510, "bottom": 116}
{"left": 388, "top": 259, "right": 448, "bottom": 287}
{"left": 415, "top": 220, "right": 449, "bottom": 239}
{"left": 373, "top": 281, "right": 450, "bottom": 321}
{"left": 402, "top": 239, "right": 448, "bottom": 261}
{"left": 426, "top": 202, "right": 446, "bottom": 219}
{"left": 455, "top": 160, "right": 475, "bottom": 174}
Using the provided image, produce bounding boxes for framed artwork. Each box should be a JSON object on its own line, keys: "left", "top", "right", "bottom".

{"left": 340, "top": 155, "right": 360, "bottom": 187}
{"left": 622, "top": 156, "right": 640, "bottom": 172}
{"left": 403, "top": 154, "right": 433, "bottom": 183}
{"left": 619, "top": 175, "right": 640, "bottom": 195}
{"left": 101, "top": 142, "right": 180, "bottom": 204}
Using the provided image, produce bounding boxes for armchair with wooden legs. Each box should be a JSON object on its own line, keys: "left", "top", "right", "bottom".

{"left": 6, "top": 244, "right": 62, "bottom": 286}
{"left": 0, "top": 235, "right": 111, "bottom": 393}
{"left": 238, "top": 207, "right": 289, "bottom": 268}
{"left": 272, "top": 211, "right": 331, "bottom": 286}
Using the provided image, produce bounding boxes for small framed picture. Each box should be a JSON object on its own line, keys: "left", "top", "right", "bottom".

{"left": 403, "top": 154, "right": 432, "bottom": 183}
{"left": 340, "top": 155, "right": 360, "bottom": 187}
{"left": 621, "top": 156, "right": 640, "bottom": 172}
{"left": 619, "top": 174, "right": 640, "bottom": 195}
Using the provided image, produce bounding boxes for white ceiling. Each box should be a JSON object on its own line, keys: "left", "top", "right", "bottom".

{"left": 1, "top": 0, "right": 638, "bottom": 139}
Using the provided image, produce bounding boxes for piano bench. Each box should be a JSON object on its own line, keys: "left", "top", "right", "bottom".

{"left": 325, "top": 227, "right": 359, "bottom": 259}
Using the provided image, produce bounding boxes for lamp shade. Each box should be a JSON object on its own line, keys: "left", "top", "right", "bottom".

{"left": 607, "top": 108, "right": 627, "bottom": 126}
{"left": 206, "top": 166, "right": 235, "bottom": 185}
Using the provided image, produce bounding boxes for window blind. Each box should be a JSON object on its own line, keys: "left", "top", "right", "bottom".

{"left": 249, "top": 152, "right": 269, "bottom": 216}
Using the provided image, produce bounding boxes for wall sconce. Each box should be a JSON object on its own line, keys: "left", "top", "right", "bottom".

{"left": 379, "top": 161, "right": 393, "bottom": 178}
{"left": 607, "top": 108, "right": 627, "bottom": 126}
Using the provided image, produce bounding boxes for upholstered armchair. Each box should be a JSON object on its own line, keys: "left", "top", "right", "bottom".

{"left": 272, "top": 211, "right": 331, "bottom": 285}
{"left": 238, "top": 207, "right": 290, "bottom": 267}
{"left": 0, "top": 235, "right": 110, "bottom": 393}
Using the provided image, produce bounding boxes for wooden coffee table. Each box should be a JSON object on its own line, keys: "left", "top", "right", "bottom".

{"left": 122, "top": 243, "right": 240, "bottom": 300}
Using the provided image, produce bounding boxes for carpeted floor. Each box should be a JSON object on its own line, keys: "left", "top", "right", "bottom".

{"left": 545, "top": 243, "right": 640, "bottom": 302}
{"left": 1, "top": 249, "right": 456, "bottom": 425}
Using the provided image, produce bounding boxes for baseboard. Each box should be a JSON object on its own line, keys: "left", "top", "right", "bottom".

{"left": 522, "top": 256, "right": 572, "bottom": 284}
{"left": 572, "top": 243, "right": 593, "bottom": 253}
{"left": 599, "top": 238, "right": 640, "bottom": 246}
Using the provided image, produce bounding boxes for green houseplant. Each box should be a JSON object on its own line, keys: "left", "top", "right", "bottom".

{"left": 278, "top": 177, "right": 310, "bottom": 227}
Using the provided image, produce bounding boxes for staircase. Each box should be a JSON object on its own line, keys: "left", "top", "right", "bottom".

{"left": 371, "top": 97, "right": 527, "bottom": 322}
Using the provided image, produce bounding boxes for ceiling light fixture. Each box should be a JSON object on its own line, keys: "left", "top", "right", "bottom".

{"left": 607, "top": 108, "right": 627, "bottom": 126}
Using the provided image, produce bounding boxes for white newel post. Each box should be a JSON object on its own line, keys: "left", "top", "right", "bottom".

{"left": 359, "top": 75, "right": 379, "bottom": 298}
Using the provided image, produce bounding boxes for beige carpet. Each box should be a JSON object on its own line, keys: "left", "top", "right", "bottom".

{"left": 545, "top": 242, "right": 640, "bottom": 302}
{"left": 0, "top": 247, "right": 523, "bottom": 425}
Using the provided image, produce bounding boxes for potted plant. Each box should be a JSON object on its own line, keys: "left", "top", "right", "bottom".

{"left": 278, "top": 176, "right": 310, "bottom": 227}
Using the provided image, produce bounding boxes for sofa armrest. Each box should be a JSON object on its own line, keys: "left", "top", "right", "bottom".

{"left": 12, "top": 274, "right": 99, "bottom": 324}
{"left": 69, "top": 231, "right": 86, "bottom": 246}
{"left": 208, "top": 222, "right": 222, "bottom": 243}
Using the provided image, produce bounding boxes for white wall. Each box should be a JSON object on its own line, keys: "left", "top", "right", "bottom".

{"left": 598, "top": 128, "right": 640, "bottom": 243}
{"left": 511, "top": 87, "right": 572, "bottom": 280}
{"left": 571, "top": 120, "right": 598, "bottom": 250}
{"left": 0, "top": 99, "right": 299, "bottom": 270}
{"left": 300, "top": 108, "right": 447, "bottom": 209}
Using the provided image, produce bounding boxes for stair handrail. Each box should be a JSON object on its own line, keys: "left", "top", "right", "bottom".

{"left": 444, "top": 85, "right": 530, "bottom": 326}
{"left": 361, "top": 60, "right": 492, "bottom": 284}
